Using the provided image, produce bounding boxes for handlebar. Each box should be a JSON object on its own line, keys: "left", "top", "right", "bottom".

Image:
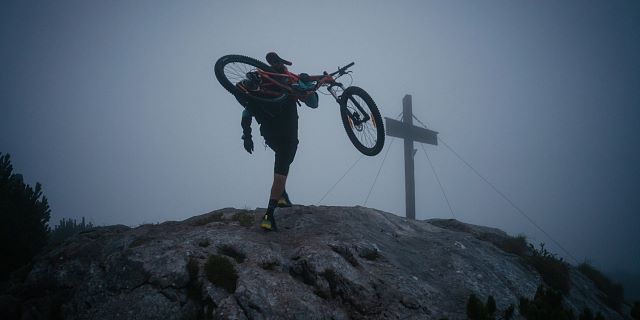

{"left": 329, "top": 62, "right": 355, "bottom": 77}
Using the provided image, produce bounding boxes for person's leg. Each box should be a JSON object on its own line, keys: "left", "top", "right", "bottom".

{"left": 261, "top": 139, "right": 297, "bottom": 231}
{"left": 270, "top": 173, "right": 287, "bottom": 200}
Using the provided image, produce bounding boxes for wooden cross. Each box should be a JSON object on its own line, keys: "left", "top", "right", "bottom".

{"left": 385, "top": 95, "right": 438, "bottom": 220}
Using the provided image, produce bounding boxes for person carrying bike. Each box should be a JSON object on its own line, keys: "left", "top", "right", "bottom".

{"left": 237, "top": 52, "right": 318, "bottom": 231}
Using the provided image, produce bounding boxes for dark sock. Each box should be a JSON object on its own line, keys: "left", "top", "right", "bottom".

{"left": 266, "top": 198, "right": 278, "bottom": 215}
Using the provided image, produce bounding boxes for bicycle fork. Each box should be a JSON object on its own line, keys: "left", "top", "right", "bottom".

{"left": 329, "top": 84, "right": 371, "bottom": 127}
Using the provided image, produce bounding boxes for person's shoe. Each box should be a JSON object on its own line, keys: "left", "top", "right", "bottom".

{"left": 277, "top": 191, "right": 292, "bottom": 208}
{"left": 260, "top": 213, "right": 278, "bottom": 231}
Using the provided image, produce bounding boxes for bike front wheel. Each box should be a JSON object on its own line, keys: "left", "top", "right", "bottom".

{"left": 214, "top": 54, "right": 288, "bottom": 104}
{"left": 339, "top": 86, "right": 385, "bottom": 156}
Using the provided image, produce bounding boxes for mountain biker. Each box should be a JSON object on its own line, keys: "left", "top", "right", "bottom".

{"left": 237, "top": 52, "right": 318, "bottom": 231}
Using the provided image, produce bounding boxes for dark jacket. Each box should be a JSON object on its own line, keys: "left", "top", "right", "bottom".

{"left": 240, "top": 97, "right": 298, "bottom": 143}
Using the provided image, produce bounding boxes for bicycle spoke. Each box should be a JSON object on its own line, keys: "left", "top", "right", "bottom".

{"left": 346, "top": 95, "right": 379, "bottom": 150}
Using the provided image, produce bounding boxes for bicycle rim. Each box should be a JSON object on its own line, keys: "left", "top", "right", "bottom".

{"left": 214, "top": 55, "right": 288, "bottom": 104}
{"left": 340, "top": 86, "right": 385, "bottom": 156}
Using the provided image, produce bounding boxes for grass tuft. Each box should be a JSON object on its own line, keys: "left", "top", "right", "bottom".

{"left": 497, "top": 234, "right": 529, "bottom": 256}
{"left": 527, "top": 243, "right": 571, "bottom": 294}
{"left": 204, "top": 254, "right": 237, "bottom": 293}
{"left": 192, "top": 212, "right": 224, "bottom": 226}
{"left": 218, "top": 244, "right": 246, "bottom": 263}
{"left": 578, "top": 262, "right": 624, "bottom": 312}
{"left": 231, "top": 210, "right": 254, "bottom": 228}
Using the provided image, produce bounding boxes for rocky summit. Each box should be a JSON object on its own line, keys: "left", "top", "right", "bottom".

{"left": 1, "top": 206, "right": 628, "bottom": 319}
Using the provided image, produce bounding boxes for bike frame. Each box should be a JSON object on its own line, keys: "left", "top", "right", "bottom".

{"left": 246, "top": 64, "right": 372, "bottom": 126}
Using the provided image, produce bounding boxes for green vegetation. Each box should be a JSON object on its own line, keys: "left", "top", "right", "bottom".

{"left": 231, "top": 210, "right": 254, "bottom": 227}
{"left": 321, "top": 268, "right": 340, "bottom": 298}
{"left": 192, "top": 212, "right": 224, "bottom": 226}
{"left": 186, "top": 257, "right": 201, "bottom": 300}
{"left": 527, "top": 243, "right": 571, "bottom": 294}
{"left": 193, "top": 210, "right": 254, "bottom": 227}
{"left": 49, "top": 217, "right": 94, "bottom": 245}
{"left": 358, "top": 247, "right": 381, "bottom": 261}
{"left": 497, "top": 234, "right": 529, "bottom": 256}
{"left": 466, "top": 293, "right": 513, "bottom": 320}
{"left": 519, "top": 286, "right": 574, "bottom": 320}
{"left": 631, "top": 301, "right": 640, "bottom": 320}
{"left": 518, "top": 285, "right": 605, "bottom": 320}
{"left": 204, "top": 254, "right": 237, "bottom": 293}
{"left": 494, "top": 235, "right": 571, "bottom": 294}
{"left": 0, "top": 153, "right": 51, "bottom": 280}
{"left": 187, "top": 257, "right": 199, "bottom": 280}
{"left": 218, "top": 244, "right": 246, "bottom": 263}
{"left": 577, "top": 262, "right": 624, "bottom": 312}
{"left": 467, "top": 287, "right": 609, "bottom": 320}
{"left": 259, "top": 261, "right": 279, "bottom": 270}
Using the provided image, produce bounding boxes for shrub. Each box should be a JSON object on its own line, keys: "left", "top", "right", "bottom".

{"left": 577, "top": 307, "right": 605, "bottom": 320}
{"left": 218, "top": 244, "right": 246, "bottom": 263}
{"left": 519, "top": 285, "right": 574, "bottom": 320}
{"left": 467, "top": 293, "right": 487, "bottom": 320}
{"left": 486, "top": 295, "right": 496, "bottom": 315}
{"left": 192, "top": 212, "right": 224, "bottom": 226}
{"left": 321, "top": 268, "right": 342, "bottom": 299}
{"left": 231, "top": 210, "right": 254, "bottom": 227}
{"left": 186, "top": 258, "right": 201, "bottom": 300}
{"left": 527, "top": 243, "right": 571, "bottom": 294}
{"left": 466, "top": 294, "right": 503, "bottom": 320}
{"left": 504, "top": 305, "right": 515, "bottom": 319}
{"left": 498, "top": 234, "right": 529, "bottom": 256}
{"left": 577, "top": 262, "right": 624, "bottom": 312}
{"left": 259, "top": 261, "right": 279, "bottom": 270}
{"left": 49, "top": 217, "right": 94, "bottom": 245}
{"left": 631, "top": 301, "right": 640, "bottom": 320}
{"left": 187, "top": 257, "right": 199, "bottom": 280}
{"left": 358, "top": 246, "right": 381, "bottom": 261}
{"left": 204, "top": 254, "right": 237, "bottom": 293}
{"left": 0, "top": 153, "right": 51, "bottom": 280}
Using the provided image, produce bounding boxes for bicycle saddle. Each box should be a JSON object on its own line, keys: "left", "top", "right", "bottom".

{"left": 266, "top": 52, "right": 292, "bottom": 66}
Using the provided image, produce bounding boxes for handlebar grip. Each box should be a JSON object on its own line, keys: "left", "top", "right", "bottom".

{"left": 330, "top": 62, "right": 356, "bottom": 76}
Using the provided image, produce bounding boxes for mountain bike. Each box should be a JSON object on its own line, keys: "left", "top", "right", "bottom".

{"left": 214, "top": 54, "right": 385, "bottom": 156}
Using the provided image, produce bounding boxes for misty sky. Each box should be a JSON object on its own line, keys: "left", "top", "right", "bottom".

{"left": 1, "top": 1, "right": 639, "bottom": 276}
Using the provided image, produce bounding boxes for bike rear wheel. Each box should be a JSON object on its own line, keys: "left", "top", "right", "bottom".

{"left": 339, "top": 86, "right": 385, "bottom": 156}
{"left": 214, "top": 54, "right": 288, "bottom": 104}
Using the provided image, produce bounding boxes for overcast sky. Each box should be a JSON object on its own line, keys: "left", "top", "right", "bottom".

{"left": 1, "top": 0, "right": 639, "bottom": 277}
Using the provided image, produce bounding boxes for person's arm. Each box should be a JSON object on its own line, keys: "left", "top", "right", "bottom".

{"left": 241, "top": 109, "right": 254, "bottom": 154}
{"left": 241, "top": 109, "right": 252, "bottom": 138}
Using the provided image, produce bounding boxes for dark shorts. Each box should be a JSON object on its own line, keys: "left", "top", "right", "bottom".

{"left": 265, "top": 137, "right": 298, "bottom": 176}
{"left": 238, "top": 95, "right": 299, "bottom": 175}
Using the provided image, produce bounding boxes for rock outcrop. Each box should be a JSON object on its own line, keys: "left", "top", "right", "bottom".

{"left": 1, "top": 206, "right": 628, "bottom": 319}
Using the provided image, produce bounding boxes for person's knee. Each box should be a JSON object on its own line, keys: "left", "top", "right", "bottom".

{"left": 274, "top": 161, "right": 290, "bottom": 175}
{"left": 272, "top": 140, "right": 297, "bottom": 175}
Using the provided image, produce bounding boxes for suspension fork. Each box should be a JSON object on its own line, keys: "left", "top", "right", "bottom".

{"left": 329, "top": 84, "right": 370, "bottom": 125}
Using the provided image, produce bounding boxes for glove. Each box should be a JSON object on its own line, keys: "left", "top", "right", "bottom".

{"left": 242, "top": 135, "right": 254, "bottom": 154}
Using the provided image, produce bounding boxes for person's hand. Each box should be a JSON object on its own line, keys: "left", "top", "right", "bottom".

{"left": 243, "top": 136, "right": 254, "bottom": 154}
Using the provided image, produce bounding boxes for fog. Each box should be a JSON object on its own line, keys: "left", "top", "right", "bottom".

{"left": 1, "top": 0, "right": 639, "bottom": 284}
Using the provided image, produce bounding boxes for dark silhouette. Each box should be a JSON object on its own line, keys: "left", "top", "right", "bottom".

{"left": 49, "top": 217, "right": 94, "bottom": 245}
{"left": 0, "top": 152, "right": 51, "bottom": 281}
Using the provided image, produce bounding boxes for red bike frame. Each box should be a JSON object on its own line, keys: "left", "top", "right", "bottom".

{"left": 237, "top": 63, "right": 353, "bottom": 103}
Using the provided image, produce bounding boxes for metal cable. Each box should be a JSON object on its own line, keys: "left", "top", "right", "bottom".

{"left": 438, "top": 136, "right": 580, "bottom": 264}
{"left": 364, "top": 138, "right": 395, "bottom": 206}
{"left": 317, "top": 154, "right": 364, "bottom": 205}
{"left": 411, "top": 113, "right": 580, "bottom": 263}
{"left": 420, "top": 143, "right": 456, "bottom": 219}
